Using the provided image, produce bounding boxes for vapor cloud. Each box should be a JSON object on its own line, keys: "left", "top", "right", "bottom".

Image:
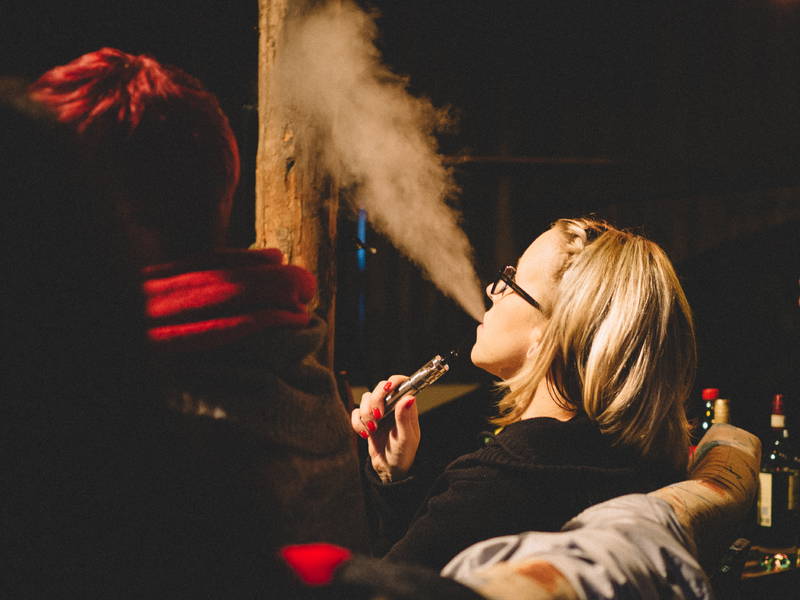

{"left": 273, "top": 0, "right": 485, "bottom": 322}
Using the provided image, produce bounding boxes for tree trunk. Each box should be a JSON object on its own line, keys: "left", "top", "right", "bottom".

{"left": 255, "top": 0, "right": 339, "bottom": 368}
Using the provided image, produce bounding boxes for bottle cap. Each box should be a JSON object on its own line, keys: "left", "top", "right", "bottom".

{"left": 702, "top": 388, "right": 720, "bottom": 401}
{"left": 771, "top": 394, "right": 784, "bottom": 415}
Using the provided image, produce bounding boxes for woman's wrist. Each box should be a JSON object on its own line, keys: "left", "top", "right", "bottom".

{"left": 378, "top": 466, "right": 406, "bottom": 484}
{"left": 373, "top": 462, "right": 410, "bottom": 484}
{"left": 377, "top": 469, "right": 394, "bottom": 484}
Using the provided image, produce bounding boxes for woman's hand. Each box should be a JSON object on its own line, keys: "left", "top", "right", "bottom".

{"left": 351, "top": 375, "right": 420, "bottom": 484}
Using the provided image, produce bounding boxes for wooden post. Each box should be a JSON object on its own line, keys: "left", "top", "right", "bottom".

{"left": 256, "top": 0, "right": 339, "bottom": 368}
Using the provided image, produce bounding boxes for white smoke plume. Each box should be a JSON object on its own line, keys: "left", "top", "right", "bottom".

{"left": 274, "top": 0, "right": 485, "bottom": 322}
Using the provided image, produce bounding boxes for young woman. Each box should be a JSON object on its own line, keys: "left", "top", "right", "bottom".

{"left": 352, "top": 217, "right": 697, "bottom": 570}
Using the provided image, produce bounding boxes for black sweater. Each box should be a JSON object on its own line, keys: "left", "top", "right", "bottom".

{"left": 368, "top": 414, "right": 684, "bottom": 571}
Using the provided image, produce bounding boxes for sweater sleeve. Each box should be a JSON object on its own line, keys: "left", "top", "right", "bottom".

{"left": 382, "top": 461, "right": 546, "bottom": 571}
{"left": 363, "top": 457, "right": 435, "bottom": 556}
{"left": 443, "top": 495, "right": 713, "bottom": 600}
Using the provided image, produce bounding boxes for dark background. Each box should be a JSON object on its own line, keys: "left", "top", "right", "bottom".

{"left": 3, "top": 0, "right": 798, "bottom": 438}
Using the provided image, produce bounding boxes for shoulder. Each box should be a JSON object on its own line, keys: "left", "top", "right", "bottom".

{"left": 444, "top": 414, "right": 673, "bottom": 479}
{"left": 448, "top": 415, "right": 683, "bottom": 493}
{"left": 167, "top": 314, "right": 335, "bottom": 394}
{"left": 482, "top": 414, "right": 627, "bottom": 465}
{"left": 200, "top": 314, "right": 329, "bottom": 369}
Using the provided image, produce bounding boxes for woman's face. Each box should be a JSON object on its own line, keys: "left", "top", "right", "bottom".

{"left": 471, "top": 227, "right": 565, "bottom": 379}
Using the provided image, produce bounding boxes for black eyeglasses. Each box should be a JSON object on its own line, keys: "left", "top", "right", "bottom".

{"left": 490, "top": 266, "right": 541, "bottom": 310}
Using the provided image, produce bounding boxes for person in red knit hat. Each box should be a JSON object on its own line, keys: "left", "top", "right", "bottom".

{"left": 30, "top": 48, "right": 369, "bottom": 555}
{"left": 30, "top": 46, "right": 239, "bottom": 262}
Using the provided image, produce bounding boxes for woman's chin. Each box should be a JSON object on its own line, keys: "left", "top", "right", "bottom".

{"left": 470, "top": 349, "right": 493, "bottom": 376}
{"left": 469, "top": 347, "right": 482, "bottom": 369}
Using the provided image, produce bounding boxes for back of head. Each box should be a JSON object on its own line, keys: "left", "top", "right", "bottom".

{"left": 30, "top": 47, "right": 240, "bottom": 259}
{"left": 499, "top": 218, "right": 697, "bottom": 472}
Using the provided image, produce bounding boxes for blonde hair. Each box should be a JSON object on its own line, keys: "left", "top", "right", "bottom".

{"left": 495, "top": 218, "right": 696, "bottom": 471}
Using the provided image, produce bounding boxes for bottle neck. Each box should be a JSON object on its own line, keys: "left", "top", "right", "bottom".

{"left": 768, "top": 423, "right": 792, "bottom": 459}
{"left": 769, "top": 425, "right": 788, "bottom": 439}
{"left": 713, "top": 398, "right": 729, "bottom": 424}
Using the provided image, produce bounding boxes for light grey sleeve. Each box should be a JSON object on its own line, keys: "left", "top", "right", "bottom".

{"left": 441, "top": 494, "right": 714, "bottom": 600}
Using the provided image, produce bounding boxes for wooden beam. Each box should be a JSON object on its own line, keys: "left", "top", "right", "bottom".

{"left": 255, "top": 0, "right": 340, "bottom": 368}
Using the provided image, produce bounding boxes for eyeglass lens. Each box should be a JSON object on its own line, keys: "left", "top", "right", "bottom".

{"left": 491, "top": 266, "right": 515, "bottom": 295}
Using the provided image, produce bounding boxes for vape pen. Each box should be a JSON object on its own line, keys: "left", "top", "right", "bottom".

{"left": 380, "top": 349, "right": 458, "bottom": 421}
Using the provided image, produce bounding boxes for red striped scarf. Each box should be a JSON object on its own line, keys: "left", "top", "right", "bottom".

{"left": 142, "top": 249, "right": 316, "bottom": 353}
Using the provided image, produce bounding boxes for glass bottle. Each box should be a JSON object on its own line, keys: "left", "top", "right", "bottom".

{"left": 689, "top": 388, "right": 719, "bottom": 457}
{"left": 700, "top": 388, "right": 718, "bottom": 432}
{"left": 755, "top": 394, "right": 800, "bottom": 573}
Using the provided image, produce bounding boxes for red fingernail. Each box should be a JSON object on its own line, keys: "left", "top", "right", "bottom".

{"left": 372, "top": 408, "right": 382, "bottom": 420}
{"left": 359, "top": 430, "right": 369, "bottom": 439}
{"left": 367, "top": 420, "right": 377, "bottom": 433}
{"left": 383, "top": 381, "right": 393, "bottom": 392}
{"left": 405, "top": 397, "right": 416, "bottom": 409}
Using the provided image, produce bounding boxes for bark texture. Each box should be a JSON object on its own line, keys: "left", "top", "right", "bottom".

{"left": 256, "top": 0, "right": 339, "bottom": 367}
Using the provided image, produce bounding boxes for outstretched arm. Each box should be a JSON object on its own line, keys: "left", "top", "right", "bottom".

{"left": 650, "top": 423, "right": 761, "bottom": 570}
{"left": 445, "top": 424, "right": 760, "bottom": 600}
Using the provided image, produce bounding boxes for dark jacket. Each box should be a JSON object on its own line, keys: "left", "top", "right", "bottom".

{"left": 159, "top": 315, "right": 370, "bottom": 553}
{"left": 368, "top": 413, "right": 684, "bottom": 570}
